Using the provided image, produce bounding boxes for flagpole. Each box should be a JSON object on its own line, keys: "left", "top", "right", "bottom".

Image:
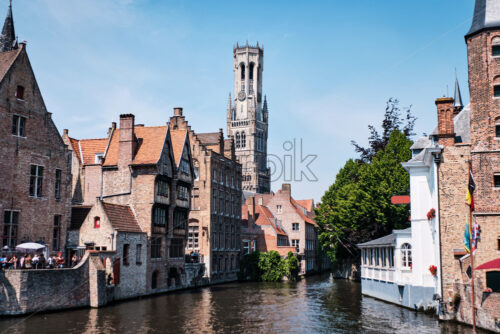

{"left": 469, "top": 162, "right": 476, "bottom": 332}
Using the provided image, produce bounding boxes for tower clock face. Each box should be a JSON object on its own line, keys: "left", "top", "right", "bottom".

{"left": 238, "top": 91, "right": 246, "bottom": 101}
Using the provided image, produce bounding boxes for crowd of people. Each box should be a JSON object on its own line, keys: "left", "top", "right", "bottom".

{"left": 0, "top": 253, "right": 80, "bottom": 270}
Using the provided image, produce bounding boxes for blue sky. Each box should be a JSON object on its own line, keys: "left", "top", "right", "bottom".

{"left": 12, "top": 0, "right": 475, "bottom": 202}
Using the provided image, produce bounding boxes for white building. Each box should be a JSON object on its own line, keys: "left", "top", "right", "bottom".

{"left": 358, "top": 135, "right": 444, "bottom": 310}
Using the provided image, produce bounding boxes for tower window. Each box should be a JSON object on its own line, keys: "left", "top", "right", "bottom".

{"left": 241, "top": 132, "right": 246, "bottom": 148}
{"left": 240, "top": 63, "right": 245, "bottom": 80}
{"left": 249, "top": 62, "right": 254, "bottom": 80}
{"left": 236, "top": 132, "right": 241, "bottom": 149}
{"left": 494, "top": 85, "right": 500, "bottom": 98}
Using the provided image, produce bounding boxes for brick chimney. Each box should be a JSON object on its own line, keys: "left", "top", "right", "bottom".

{"left": 248, "top": 196, "right": 256, "bottom": 223}
{"left": 281, "top": 183, "right": 291, "bottom": 198}
{"left": 118, "top": 114, "right": 136, "bottom": 167}
{"left": 436, "top": 97, "right": 455, "bottom": 146}
{"left": 173, "top": 107, "right": 183, "bottom": 117}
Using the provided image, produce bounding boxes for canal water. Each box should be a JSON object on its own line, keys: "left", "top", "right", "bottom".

{"left": 0, "top": 274, "right": 481, "bottom": 334}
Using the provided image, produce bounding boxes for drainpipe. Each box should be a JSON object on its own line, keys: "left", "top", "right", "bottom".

{"left": 434, "top": 151, "right": 445, "bottom": 315}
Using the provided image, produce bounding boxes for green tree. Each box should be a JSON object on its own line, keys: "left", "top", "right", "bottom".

{"left": 258, "top": 251, "right": 286, "bottom": 282}
{"left": 315, "top": 130, "right": 412, "bottom": 262}
{"left": 284, "top": 251, "right": 300, "bottom": 281}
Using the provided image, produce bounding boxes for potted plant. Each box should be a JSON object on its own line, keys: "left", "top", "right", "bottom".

{"left": 426, "top": 208, "right": 436, "bottom": 221}
{"left": 428, "top": 265, "right": 438, "bottom": 277}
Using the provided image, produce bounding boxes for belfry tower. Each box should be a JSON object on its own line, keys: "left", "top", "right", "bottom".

{"left": 227, "top": 42, "right": 270, "bottom": 194}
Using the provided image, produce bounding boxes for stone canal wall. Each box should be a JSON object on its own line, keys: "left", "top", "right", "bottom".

{"left": 0, "top": 252, "right": 207, "bottom": 316}
{"left": 0, "top": 252, "right": 96, "bottom": 315}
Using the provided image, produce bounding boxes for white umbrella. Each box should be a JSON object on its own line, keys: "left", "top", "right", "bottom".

{"left": 15, "top": 242, "right": 46, "bottom": 253}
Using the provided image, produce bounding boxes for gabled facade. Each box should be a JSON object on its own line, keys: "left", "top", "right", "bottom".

{"left": 0, "top": 5, "right": 71, "bottom": 255}
{"left": 71, "top": 111, "right": 194, "bottom": 292}
{"left": 78, "top": 200, "right": 147, "bottom": 300}
{"left": 169, "top": 108, "right": 243, "bottom": 282}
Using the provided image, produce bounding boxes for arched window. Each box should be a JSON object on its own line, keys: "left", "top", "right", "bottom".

{"left": 401, "top": 243, "right": 412, "bottom": 269}
{"left": 240, "top": 63, "right": 245, "bottom": 80}
{"left": 241, "top": 132, "right": 246, "bottom": 148}
{"left": 235, "top": 132, "right": 240, "bottom": 149}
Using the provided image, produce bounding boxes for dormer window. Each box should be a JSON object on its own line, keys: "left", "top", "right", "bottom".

{"left": 16, "top": 85, "right": 24, "bottom": 100}
{"left": 94, "top": 153, "right": 104, "bottom": 164}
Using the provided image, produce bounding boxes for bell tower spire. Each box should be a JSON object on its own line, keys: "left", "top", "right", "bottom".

{"left": 0, "top": 0, "right": 17, "bottom": 52}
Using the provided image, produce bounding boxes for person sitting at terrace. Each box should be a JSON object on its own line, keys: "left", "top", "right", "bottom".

{"left": 32, "top": 254, "right": 40, "bottom": 269}
{"left": 56, "top": 253, "right": 64, "bottom": 269}
{"left": 8, "top": 255, "right": 17, "bottom": 269}
{"left": 48, "top": 255, "right": 56, "bottom": 269}
{"left": 0, "top": 256, "right": 7, "bottom": 269}
{"left": 24, "top": 254, "right": 32, "bottom": 269}
{"left": 38, "top": 254, "right": 46, "bottom": 269}
{"left": 71, "top": 254, "right": 78, "bottom": 267}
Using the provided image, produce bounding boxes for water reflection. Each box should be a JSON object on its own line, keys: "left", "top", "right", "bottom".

{"left": 0, "top": 274, "right": 483, "bottom": 334}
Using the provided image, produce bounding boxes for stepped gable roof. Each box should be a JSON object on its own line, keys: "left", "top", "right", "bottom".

{"left": 0, "top": 47, "right": 19, "bottom": 82}
{"left": 102, "top": 202, "right": 142, "bottom": 233}
{"left": 291, "top": 197, "right": 316, "bottom": 226}
{"left": 466, "top": 0, "right": 500, "bottom": 38}
{"left": 70, "top": 206, "right": 92, "bottom": 230}
{"left": 103, "top": 126, "right": 168, "bottom": 167}
{"left": 357, "top": 228, "right": 411, "bottom": 247}
{"left": 70, "top": 138, "right": 108, "bottom": 165}
{"left": 430, "top": 104, "right": 471, "bottom": 144}
{"left": 170, "top": 129, "right": 187, "bottom": 167}
{"left": 197, "top": 132, "right": 220, "bottom": 145}
{"left": 255, "top": 205, "right": 287, "bottom": 236}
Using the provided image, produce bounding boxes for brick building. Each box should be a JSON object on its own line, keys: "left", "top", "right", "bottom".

{"left": 68, "top": 110, "right": 195, "bottom": 292}
{"left": 169, "top": 108, "right": 243, "bottom": 282}
{"left": 242, "top": 184, "right": 323, "bottom": 275}
{"left": 78, "top": 200, "right": 147, "bottom": 299}
{"left": 0, "top": 4, "right": 71, "bottom": 255}
{"left": 241, "top": 197, "right": 296, "bottom": 257}
{"left": 434, "top": 1, "right": 500, "bottom": 330}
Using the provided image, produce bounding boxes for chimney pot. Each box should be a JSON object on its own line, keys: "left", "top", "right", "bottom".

{"left": 63, "top": 129, "right": 68, "bottom": 136}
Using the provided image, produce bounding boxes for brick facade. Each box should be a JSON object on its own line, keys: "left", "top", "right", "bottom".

{"left": 0, "top": 43, "right": 72, "bottom": 255}
{"left": 169, "top": 110, "right": 243, "bottom": 282}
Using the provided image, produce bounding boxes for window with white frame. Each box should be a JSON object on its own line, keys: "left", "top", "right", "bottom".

{"left": 29, "top": 165, "right": 44, "bottom": 198}
{"left": 187, "top": 225, "right": 199, "bottom": 249}
{"left": 292, "top": 239, "right": 300, "bottom": 252}
{"left": 401, "top": 243, "right": 412, "bottom": 269}
{"left": 243, "top": 240, "right": 250, "bottom": 254}
{"left": 276, "top": 205, "right": 282, "bottom": 214}
{"left": 12, "top": 115, "right": 26, "bottom": 137}
{"left": 292, "top": 223, "right": 299, "bottom": 231}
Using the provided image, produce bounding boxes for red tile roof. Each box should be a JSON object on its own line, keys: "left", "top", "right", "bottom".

{"left": 170, "top": 129, "right": 187, "bottom": 167}
{"left": 291, "top": 197, "right": 316, "bottom": 226}
{"left": 256, "top": 205, "right": 287, "bottom": 236}
{"left": 103, "top": 126, "right": 168, "bottom": 167}
{"left": 0, "top": 48, "right": 20, "bottom": 83}
{"left": 102, "top": 202, "right": 142, "bottom": 233}
{"left": 296, "top": 199, "right": 314, "bottom": 212}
